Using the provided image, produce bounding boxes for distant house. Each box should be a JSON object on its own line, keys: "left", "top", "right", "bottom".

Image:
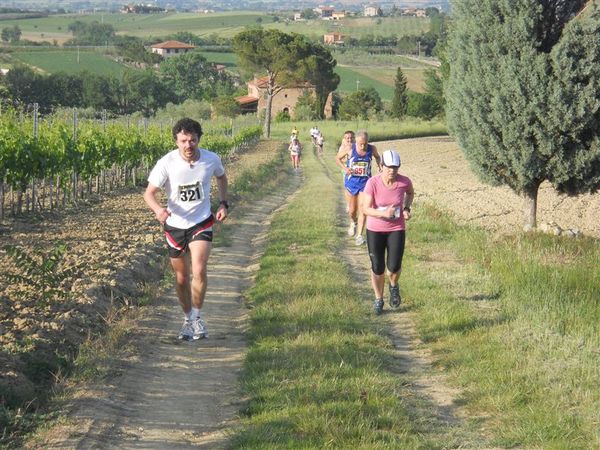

{"left": 323, "top": 32, "right": 345, "bottom": 45}
{"left": 150, "top": 40, "right": 195, "bottom": 59}
{"left": 332, "top": 11, "right": 346, "bottom": 20}
{"left": 402, "top": 7, "right": 427, "bottom": 17}
{"left": 235, "top": 76, "right": 333, "bottom": 119}
{"left": 315, "top": 6, "right": 335, "bottom": 19}
{"left": 364, "top": 4, "right": 381, "bottom": 17}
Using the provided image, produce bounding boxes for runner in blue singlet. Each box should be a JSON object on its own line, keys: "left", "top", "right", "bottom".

{"left": 338, "top": 130, "right": 381, "bottom": 245}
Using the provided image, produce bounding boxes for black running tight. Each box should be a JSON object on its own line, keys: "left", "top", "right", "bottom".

{"left": 366, "top": 230, "right": 406, "bottom": 275}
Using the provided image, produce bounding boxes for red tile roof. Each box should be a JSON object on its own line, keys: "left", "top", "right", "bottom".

{"left": 151, "top": 40, "right": 195, "bottom": 49}
{"left": 235, "top": 95, "right": 259, "bottom": 105}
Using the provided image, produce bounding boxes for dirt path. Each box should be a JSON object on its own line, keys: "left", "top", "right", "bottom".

{"left": 35, "top": 170, "right": 301, "bottom": 449}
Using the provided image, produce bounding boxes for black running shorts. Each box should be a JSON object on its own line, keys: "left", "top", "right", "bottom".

{"left": 164, "top": 215, "right": 214, "bottom": 258}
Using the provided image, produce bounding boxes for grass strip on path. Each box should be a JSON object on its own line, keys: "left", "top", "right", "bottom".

{"left": 231, "top": 142, "right": 439, "bottom": 449}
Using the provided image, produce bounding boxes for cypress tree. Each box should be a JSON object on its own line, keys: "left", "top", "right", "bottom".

{"left": 446, "top": 1, "right": 600, "bottom": 229}
{"left": 390, "top": 67, "right": 408, "bottom": 119}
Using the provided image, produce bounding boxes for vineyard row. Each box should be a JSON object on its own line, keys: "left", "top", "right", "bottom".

{"left": 0, "top": 111, "right": 262, "bottom": 218}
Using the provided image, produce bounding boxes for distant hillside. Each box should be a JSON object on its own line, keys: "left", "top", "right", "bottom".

{"left": 4, "top": 0, "right": 450, "bottom": 13}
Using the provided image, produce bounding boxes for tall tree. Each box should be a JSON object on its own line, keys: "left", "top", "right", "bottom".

{"left": 3, "top": 64, "right": 43, "bottom": 105}
{"left": 1, "top": 25, "right": 21, "bottom": 43}
{"left": 159, "top": 51, "right": 235, "bottom": 103}
{"left": 338, "top": 88, "right": 382, "bottom": 120}
{"left": 390, "top": 67, "right": 408, "bottom": 119}
{"left": 296, "top": 42, "right": 339, "bottom": 120}
{"left": 233, "top": 28, "right": 329, "bottom": 137}
{"left": 446, "top": 0, "right": 600, "bottom": 230}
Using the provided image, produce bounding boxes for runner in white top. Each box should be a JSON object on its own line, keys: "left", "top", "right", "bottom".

{"left": 144, "top": 117, "right": 228, "bottom": 341}
{"left": 316, "top": 133, "right": 324, "bottom": 154}
{"left": 310, "top": 126, "right": 320, "bottom": 146}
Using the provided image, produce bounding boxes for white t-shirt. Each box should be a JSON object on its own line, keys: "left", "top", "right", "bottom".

{"left": 148, "top": 148, "right": 225, "bottom": 229}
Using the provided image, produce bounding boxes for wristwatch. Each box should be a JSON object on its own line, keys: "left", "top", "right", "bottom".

{"left": 219, "top": 200, "right": 229, "bottom": 209}
{"left": 403, "top": 206, "right": 411, "bottom": 212}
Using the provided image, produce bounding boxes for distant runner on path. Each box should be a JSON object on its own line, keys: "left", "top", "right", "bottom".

{"left": 144, "top": 117, "right": 229, "bottom": 341}
{"left": 288, "top": 137, "right": 302, "bottom": 172}
{"left": 361, "top": 149, "right": 414, "bottom": 315}
{"left": 335, "top": 130, "right": 355, "bottom": 211}
{"left": 337, "top": 130, "right": 381, "bottom": 246}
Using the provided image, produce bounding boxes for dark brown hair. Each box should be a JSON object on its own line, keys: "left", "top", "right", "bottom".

{"left": 172, "top": 117, "right": 203, "bottom": 140}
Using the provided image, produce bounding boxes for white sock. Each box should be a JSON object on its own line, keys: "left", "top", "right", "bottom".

{"left": 190, "top": 307, "right": 202, "bottom": 320}
{"left": 184, "top": 311, "right": 191, "bottom": 321}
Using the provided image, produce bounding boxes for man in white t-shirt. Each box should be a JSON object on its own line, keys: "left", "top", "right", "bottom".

{"left": 144, "top": 117, "right": 228, "bottom": 341}
{"left": 310, "top": 126, "right": 319, "bottom": 145}
{"left": 316, "top": 133, "right": 324, "bottom": 154}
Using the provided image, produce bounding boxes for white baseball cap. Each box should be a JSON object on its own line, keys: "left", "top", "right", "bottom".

{"left": 382, "top": 150, "right": 401, "bottom": 167}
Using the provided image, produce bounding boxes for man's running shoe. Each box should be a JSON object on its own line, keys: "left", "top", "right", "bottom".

{"left": 389, "top": 284, "right": 401, "bottom": 309}
{"left": 373, "top": 298, "right": 384, "bottom": 315}
{"left": 355, "top": 234, "right": 365, "bottom": 245}
{"left": 178, "top": 319, "right": 194, "bottom": 341}
{"left": 347, "top": 221, "right": 357, "bottom": 236}
{"left": 192, "top": 316, "right": 208, "bottom": 340}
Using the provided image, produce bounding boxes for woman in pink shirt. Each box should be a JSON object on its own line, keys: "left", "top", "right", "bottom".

{"left": 361, "top": 150, "right": 415, "bottom": 315}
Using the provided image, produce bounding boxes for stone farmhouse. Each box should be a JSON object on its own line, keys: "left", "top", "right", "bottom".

{"left": 150, "top": 40, "right": 195, "bottom": 59}
{"left": 236, "top": 76, "right": 333, "bottom": 119}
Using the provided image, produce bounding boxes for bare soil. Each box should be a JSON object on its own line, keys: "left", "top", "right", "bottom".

{"left": 378, "top": 136, "right": 600, "bottom": 238}
{"left": 0, "top": 140, "right": 287, "bottom": 448}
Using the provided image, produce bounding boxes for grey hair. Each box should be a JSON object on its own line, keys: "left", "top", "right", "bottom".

{"left": 356, "top": 130, "right": 369, "bottom": 141}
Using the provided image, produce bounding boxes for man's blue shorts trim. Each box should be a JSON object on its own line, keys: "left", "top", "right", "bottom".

{"left": 345, "top": 179, "right": 368, "bottom": 196}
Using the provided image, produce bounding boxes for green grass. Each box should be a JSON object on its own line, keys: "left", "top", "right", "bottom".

{"left": 11, "top": 49, "right": 127, "bottom": 76}
{"left": 405, "top": 204, "right": 600, "bottom": 449}
{"left": 4, "top": 11, "right": 277, "bottom": 42}
{"left": 199, "top": 51, "right": 238, "bottom": 66}
{"left": 4, "top": 12, "right": 429, "bottom": 44}
{"left": 335, "top": 65, "right": 395, "bottom": 100}
{"left": 230, "top": 140, "right": 454, "bottom": 449}
{"left": 231, "top": 127, "right": 599, "bottom": 448}
{"left": 349, "top": 66, "right": 428, "bottom": 93}
{"left": 269, "top": 16, "right": 430, "bottom": 41}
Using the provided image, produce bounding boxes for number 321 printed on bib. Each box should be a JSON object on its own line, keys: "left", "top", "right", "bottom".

{"left": 178, "top": 182, "right": 204, "bottom": 202}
